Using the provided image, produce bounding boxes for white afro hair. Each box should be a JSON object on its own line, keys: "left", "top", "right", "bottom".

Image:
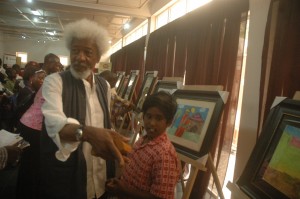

{"left": 64, "top": 18, "right": 110, "bottom": 54}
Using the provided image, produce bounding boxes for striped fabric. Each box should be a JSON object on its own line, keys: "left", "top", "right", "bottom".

{"left": 0, "top": 147, "right": 8, "bottom": 169}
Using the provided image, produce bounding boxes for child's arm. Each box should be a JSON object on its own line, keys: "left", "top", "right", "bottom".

{"left": 105, "top": 178, "right": 162, "bottom": 199}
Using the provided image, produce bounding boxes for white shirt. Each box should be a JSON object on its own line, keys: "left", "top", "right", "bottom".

{"left": 41, "top": 72, "right": 111, "bottom": 199}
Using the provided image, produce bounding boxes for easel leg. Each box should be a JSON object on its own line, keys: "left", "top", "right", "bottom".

{"left": 208, "top": 153, "right": 225, "bottom": 199}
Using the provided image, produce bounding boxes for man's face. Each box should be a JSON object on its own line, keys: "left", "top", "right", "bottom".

{"left": 70, "top": 38, "right": 101, "bottom": 79}
{"left": 45, "top": 56, "right": 61, "bottom": 74}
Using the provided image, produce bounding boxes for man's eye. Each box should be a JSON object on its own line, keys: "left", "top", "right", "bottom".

{"left": 71, "top": 49, "right": 79, "bottom": 54}
{"left": 86, "top": 51, "right": 93, "bottom": 56}
{"left": 145, "top": 114, "right": 152, "bottom": 119}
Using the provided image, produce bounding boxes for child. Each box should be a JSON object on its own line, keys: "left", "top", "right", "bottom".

{"left": 106, "top": 91, "right": 180, "bottom": 199}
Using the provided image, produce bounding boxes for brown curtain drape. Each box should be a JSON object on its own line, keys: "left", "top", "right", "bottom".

{"left": 259, "top": 0, "right": 300, "bottom": 136}
{"left": 111, "top": 36, "right": 146, "bottom": 101}
{"left": 145, "top": 0, "right": 248, "bottom": 198}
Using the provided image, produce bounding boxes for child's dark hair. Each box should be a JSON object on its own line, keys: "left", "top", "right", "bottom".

{"left": 142, "top": 91, "right": 177, "bottom": 123}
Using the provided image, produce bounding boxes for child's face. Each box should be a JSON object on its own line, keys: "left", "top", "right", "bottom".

{"left": 143, "top": 107, "right": 170, "bottom": 140}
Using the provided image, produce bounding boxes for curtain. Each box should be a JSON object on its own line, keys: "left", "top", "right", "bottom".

{"left": 259, "top": 0, "right": 300, "bottom": 136}
{"left": 111, "top": 36, "right": 146, "bottom": 101}
{"left": 145, "top": 0, "right": 248, "bottom": 198}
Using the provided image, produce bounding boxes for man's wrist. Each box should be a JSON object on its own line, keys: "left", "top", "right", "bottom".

{"left": 75, "top": 125, "right": 84, "bottom": 141}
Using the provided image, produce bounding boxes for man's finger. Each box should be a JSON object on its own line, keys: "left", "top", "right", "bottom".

{"left": 109, "top": 143, "right": 125, "bottom": 167}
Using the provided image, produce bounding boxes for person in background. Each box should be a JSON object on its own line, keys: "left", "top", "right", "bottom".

{"left": 12, "top": 62, "right": 42, "bottom": 129}
{"left": 16, "top": 53, "right": 60, "bottom": 198}
{"left": 12, "top": 64, "right": 22, "bottom": 80}
{"left": 40, "top": 19, "right": 124, "bottom": 199}
{"left": 0, "top": 145, "right": 22, "bottom": 170}
{"left": 106, "top": 91, "right": 180, "bottom": 199}
{"left": 99, "top": 70, "right": 134, "bottom": 128}
{"left": 43, "top": 53, "right": 62, "bottom": 74}
{"left": 3, "top": 67, "right": 17, "bottom": 94}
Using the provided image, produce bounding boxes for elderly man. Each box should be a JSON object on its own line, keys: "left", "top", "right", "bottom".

{"left": 40, "top": 19, "right": 124, "bottom": 199}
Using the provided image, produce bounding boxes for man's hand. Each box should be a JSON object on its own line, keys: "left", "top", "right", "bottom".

{"left": 83, "top": 127, "right": 125, "bottom": 167}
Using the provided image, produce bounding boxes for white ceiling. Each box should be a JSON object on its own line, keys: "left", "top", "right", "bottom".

{"left": 0, "top": 0, "right": 173, "bottom": 44}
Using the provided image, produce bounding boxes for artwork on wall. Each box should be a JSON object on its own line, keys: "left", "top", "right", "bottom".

{"left": 123, "top": 70, "right": 139, "bottom": 101}
{"left": 98, "top": 62, "right": 112, "bottom": 73}
{"left": 135, "top": 71, "right": 158, "bottom": 112}
{"left": 167, "top": 90, "right": 225, "bottom": 159}
{"left": 236, "top": 98, "right": 300, "bottom": 199}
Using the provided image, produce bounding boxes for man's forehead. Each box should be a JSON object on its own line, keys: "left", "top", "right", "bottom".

{"left": 47, "top": 56, "right": 60, "bottom": 62}
{"left": 71, "top": 38, "right": 98, "bottom": 49}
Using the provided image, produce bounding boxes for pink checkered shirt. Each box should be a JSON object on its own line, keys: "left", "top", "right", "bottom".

{"left": 121, "top": 132, "right": 180, "bottom": 199}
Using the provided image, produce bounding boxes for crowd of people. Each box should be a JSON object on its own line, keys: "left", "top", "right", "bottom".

{"left": 0, "top": 18, "right": 180, "bottom": 199}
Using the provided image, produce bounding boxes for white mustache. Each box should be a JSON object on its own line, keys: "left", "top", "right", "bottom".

{"left": 72, "top": 62, "right": 89, "bottom": 68}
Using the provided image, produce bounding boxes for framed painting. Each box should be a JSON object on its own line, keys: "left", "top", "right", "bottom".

{"left": 117, "top": 75, "right": 128, "bottom": 97}
{"left": 135, "top": 71, "right": 158, "bottom": 112}
{"left": 236, "top": 98, "right": 300, "bottom": 199}
{"left": 115, "top": 71, "right": 125, "bottom": 93}
{"left": 123, "top": 70, "right": 139, "bottom": 101}
{"left": 167, "top": 89, "right": 225, "bottom": 159}
{"left": 153, "top": 80, "right": 182, "bottom": 94}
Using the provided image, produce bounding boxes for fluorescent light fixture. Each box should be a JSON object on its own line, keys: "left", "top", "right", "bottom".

{"left": 46, "top": 31, "right": 55, "bottom": 36}
{"left": 124, "top": 23, "right": 130, "bottom": 30}
{"left": 31, "top": 9, "right": 41, "bottom": 16}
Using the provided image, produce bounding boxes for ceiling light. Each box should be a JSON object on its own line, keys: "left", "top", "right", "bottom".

{"left": 33, "top": 17, "right": 38, "bottom": 22}
{"left": 46, "top": 31, "right": 56, "bottom": 36}
{"left": 31, "top": 9, "right": 41, "bottom": 16}
{"left": 27, "top": 0, "right": 33, "bottom": 3}
{"left": 108, "top": 40, "right": 112, "bottom": 44}
{"left": 124, "top": 23, "right": 130, "bottom": 30}
{"left": 45, "top": 20, "right": 48, "bottom": 23}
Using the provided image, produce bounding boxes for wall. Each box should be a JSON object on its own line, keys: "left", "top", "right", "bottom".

{"left": 233, "top": 0, "right": 271, "bottom": 184}
{"left": 2, "top": 39, "right": 68, "bottom": 66}
{"left": 1, "top": 38, "right": 109, "bottom": 67}
{"left": 0, "top": 32, "right": 4, "bottom": 61}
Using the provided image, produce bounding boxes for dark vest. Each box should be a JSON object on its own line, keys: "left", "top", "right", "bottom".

{"left": 40, "top": 71, "right": 113, "bottom": 199}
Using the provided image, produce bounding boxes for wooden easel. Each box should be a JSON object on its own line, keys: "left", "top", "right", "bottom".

{"left": 178, "top": 153, "right": 225, "bottom": 199}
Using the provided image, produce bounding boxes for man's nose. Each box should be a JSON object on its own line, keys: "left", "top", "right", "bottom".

{"left": 76, "top": 51, "right": 86, "bottom": 60}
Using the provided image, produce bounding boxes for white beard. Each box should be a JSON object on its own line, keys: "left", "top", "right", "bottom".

{"left": 70, "top": 66, "right": 91, "bottom": 79}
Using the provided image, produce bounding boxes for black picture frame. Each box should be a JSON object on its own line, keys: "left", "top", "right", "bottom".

{"left": 123, "top": 70, "right": 139, "bottom": 101}
{"left": 167, "top": 89, "right": 225, "bottom": 159}
{"left": 236, "top": 99, "right": 300, "bottom": 199}
{"left": 117, "top": 75, "right": 128, "bottom": 97}
{"left": 115, "top": 71, "right": 125, "bottom": 93}
{"left": 153, "top": 80, "right": 182, "bottom": 94}
{"left": 135, "top": 71, "right": 158, "bottom": 112}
